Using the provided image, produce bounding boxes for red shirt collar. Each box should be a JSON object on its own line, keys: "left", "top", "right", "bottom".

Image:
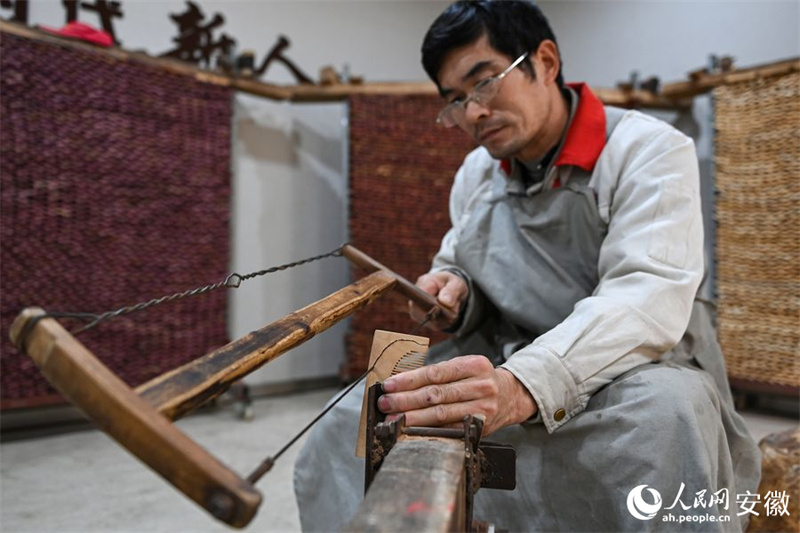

{"left": 500, "top": 82, "right": 606, "bottom": 175}
{"left": 555, "top": 82, "right": 606, "bottom": 171}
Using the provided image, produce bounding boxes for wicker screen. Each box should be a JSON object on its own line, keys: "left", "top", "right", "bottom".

{"left": 346, "top": 95, "right": 475, "bottom": 379}
{"left": 714, "top": 70, "right": 800, "bottom": 392}
{"left": 0, "top": 33, "right": 233, "bottom": 408}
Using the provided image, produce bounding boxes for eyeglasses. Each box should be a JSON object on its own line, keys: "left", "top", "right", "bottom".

{"left": 436, "top": 52, "right": 529, "bottom": 128}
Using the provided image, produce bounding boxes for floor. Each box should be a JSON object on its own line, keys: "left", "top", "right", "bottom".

{"left": 0, "top": 387, "right": 797, "bottom": 533}
{"left": 0, "top": 389, "right": 336, "bottom": 533}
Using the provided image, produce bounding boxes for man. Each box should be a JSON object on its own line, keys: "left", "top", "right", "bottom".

{"left": 295, "top": 1, "right": 760, "bottom": 530}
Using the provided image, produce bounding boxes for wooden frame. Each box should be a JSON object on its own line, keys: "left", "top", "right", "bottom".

{"left": 7, "top": 245, "right": 448, "bottom": 528}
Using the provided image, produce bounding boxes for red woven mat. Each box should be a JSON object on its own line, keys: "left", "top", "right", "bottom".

{"left": 346, "top": 94, "right": 475, "bottom": 379}
{"left": 0, "top": 33, "right": 233, "bottom": 409}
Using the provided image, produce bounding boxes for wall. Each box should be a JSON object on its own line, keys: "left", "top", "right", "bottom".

{"left": 213, "top": 1, "right": 452, "bottom": 385}
{"left": 16, "top": 0, "right": 799, "bottom": 387}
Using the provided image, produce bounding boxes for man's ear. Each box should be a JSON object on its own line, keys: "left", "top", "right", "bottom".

{"left": 535, "top": 40, "right": 561, "bottom": 85}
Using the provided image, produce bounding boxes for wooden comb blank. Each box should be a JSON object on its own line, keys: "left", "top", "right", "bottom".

{"left": 355, "top": 331, "right": 429, "bottom": 458}
{"left": 391, "top": 351, "right": 427, "bottom": 375}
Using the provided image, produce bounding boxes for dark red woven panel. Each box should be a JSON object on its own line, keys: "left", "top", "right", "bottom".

{"left": 0, "top": 33, "right": 233, "bottom": 409}
{"left": 346, "top": 94, "right": 475, "bottom": 379}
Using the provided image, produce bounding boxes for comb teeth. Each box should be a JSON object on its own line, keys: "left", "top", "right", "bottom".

{"left": 391, "top": 351, "right": 427, "bottom": 375}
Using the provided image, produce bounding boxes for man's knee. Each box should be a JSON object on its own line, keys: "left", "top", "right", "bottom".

{"left": 640, "top": 363, "right": 721, "bottom": 425}
{"left": 586, "top": 362, "right": 724, "bottom": 443}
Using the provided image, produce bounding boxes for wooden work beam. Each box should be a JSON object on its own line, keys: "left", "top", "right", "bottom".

{"left": 0, "top": 20, "right": 234, "bottom": 89}
{"left": 346, "top": 437, "right": 467, "bottom": 532}
{"left": 0, "top": 20, "right": 437, "bottom": 102}
{"left": 136, "top": 270, "right": 396, "bottom": 420}
{"left": 0, "top": 20, "right": 686, "bottom": 108}
{"left": 232, "top": 75, "right": 437, "bottom": 102}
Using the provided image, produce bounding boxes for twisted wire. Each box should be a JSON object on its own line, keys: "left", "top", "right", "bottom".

{"left": 42, "top": 246, "right": 344, "bottom": 335}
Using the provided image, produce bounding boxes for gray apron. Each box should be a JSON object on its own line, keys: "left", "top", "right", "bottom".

{"left": 446, "top": 165, "right": 735, "bottom": 405}
{"left": 451, "top": 156, "right": 607, "bottom": 359}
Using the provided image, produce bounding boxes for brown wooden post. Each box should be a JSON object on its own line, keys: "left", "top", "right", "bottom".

{"left": 346, "top": 436, "right": 467, "bottom": 532}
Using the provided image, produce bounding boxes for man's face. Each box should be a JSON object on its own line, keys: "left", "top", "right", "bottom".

{"left": 437, "top": 35, "right": 556, "bottom": 161}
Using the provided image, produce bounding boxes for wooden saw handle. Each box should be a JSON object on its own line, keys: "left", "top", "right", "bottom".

{"left": 342, "top": 244, "right": 458, "bottom": 324}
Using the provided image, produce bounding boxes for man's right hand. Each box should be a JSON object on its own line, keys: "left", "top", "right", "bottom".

{"left": 409, "top": 270, "right": 468, "bottom": 331}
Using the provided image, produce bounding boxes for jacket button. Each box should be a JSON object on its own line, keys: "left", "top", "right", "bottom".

{"left": 554, "top": 409, "right": 566, "bottom": 422}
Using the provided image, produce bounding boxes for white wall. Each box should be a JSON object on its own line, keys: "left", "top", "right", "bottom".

{"left": 229, "top": 98, "right": 352, "bottom": 385}
{"left": 215, "top": 1, "right": 451, "bottom": 385}
{"left": 540, "top": 1, "right": 799, "bottom": 87}
{"left": 21, "top": 1, "right": 799, "bottom": 385}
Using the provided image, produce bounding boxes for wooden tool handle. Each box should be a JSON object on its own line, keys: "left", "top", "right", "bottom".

{"left": 341, "top": 244, "right": 458, "bottom": 324}
{"left": 9, "top": 308, "right": 261, "bottom": 528}
{"left": 136, "top": 270, "right": 397, "bottom": 420}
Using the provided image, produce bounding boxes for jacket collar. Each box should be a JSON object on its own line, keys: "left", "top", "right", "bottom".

{"left": 500, "top": 82, "right": 606, "bottom": 176}
{"left": 554, "top": 82, "right": 606, "bottom": 171}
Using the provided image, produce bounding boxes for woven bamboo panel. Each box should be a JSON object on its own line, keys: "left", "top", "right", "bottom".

{"left": 714, "top": 70, "right": 800, "bottom": 390}
{"left": 346, "top": 95, "right": 475, "bottom": 379}
{"left": 0, "top": 33, "right": 233, "bottom": 408}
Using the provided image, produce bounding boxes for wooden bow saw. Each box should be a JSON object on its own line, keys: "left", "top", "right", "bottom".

{"left": 9, "top": 244, "right": 458, "bottom": 528}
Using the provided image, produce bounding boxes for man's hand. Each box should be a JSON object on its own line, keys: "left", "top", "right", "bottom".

{"left": 410, "top": 271, "right": 468, "bottom": 330}
{"left": 377, "top": 355, "right": 538, "bottom": 436}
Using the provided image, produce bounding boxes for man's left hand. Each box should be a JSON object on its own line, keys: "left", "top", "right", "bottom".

{"left": 377, "top": 355, "right": 538, "bottom": 436}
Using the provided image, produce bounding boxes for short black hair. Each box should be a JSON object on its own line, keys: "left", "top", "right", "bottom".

{"left": 421, "top": 1, "right": 564, "bottom": 91}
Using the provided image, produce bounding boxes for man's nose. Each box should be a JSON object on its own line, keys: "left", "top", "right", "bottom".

{"left": 463, "top": 99, "right": 490, "bottom": 125}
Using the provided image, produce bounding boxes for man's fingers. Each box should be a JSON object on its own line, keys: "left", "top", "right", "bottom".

{"left": 415, "top": 275, "right": 442, "bottom": 297}
{"left": 377, "top": 380, "right": 490, "bottom": 414}
{"left": 400, "top": 399, "right": 496, "bottom": 428}
{"left": 376, "top": 356, "right": 526, "bottom": 436}
{"left": 383, "top": 356, "right": 490, "bottom": 392}
{"left": 409, "top": 274, "right": 446, "bottom": 326}
{"left": 412, "top": 271, "right": 465, "bottom": 310}
{"left": 407, "top": 271, "right": 468, "bottom": 331}
{"left": 437, "top": 274, "right": 466, "bottom": 309}
{"left": 437, "top": 286, "right": 457, "bottom": 308}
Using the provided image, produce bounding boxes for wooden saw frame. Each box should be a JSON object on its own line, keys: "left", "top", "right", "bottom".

{"left": 9, "top": 244, "right": 457, "bottom": 529}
